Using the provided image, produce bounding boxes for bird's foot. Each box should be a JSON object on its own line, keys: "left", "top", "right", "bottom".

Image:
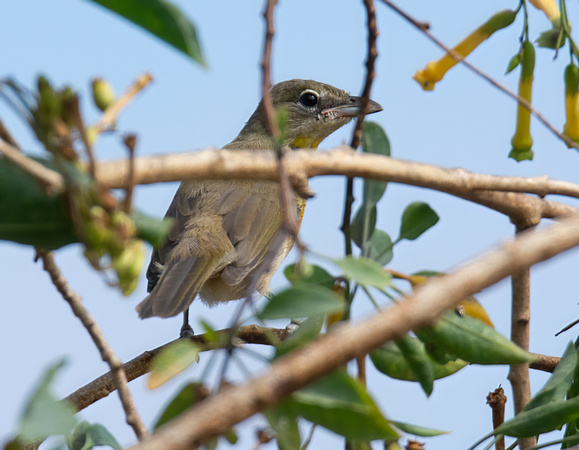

{"left": 179, "top": 323, "right": 195, "bottom": 339}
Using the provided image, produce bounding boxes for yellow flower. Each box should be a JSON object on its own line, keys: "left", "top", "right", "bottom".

{"left": 564, "top": 64, "right": 579, "bottom": 144}
{"left": 528, "top": 0, "right": 561, "bottom": 27}
{"left": 414, "top": 10, "right": 516, "bottom": 90}
{"left": 510, "top": 41, "right": 535, "bottom": 162}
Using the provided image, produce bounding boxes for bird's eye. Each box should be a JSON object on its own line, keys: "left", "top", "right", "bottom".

{"left": 299, "top": 90, "right": 319, "bottom": 108}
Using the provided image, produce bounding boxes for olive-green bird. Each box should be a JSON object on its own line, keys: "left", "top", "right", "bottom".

{"left": 136, "top": 79, "right": 382, "bottom": 336}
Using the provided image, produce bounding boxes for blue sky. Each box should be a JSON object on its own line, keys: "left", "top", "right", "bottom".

{"left": 2, "top": 1, "right": 579, "bottom": 448}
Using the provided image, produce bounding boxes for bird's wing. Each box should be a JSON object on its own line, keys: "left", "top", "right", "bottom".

{"left": 212, "top": 183, "right": 288, "bottom": 290}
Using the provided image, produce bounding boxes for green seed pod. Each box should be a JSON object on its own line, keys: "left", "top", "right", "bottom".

{"left": 91, "top": 78, "right": 116, "bottom": 112}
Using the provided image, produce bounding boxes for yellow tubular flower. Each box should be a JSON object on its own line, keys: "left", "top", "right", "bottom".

{"left": 509, "top": 41, "right": 535, "bottom": 161}
{"left": 564, "top": 64, "right": 579, "bottom": 144}
{"left": 413, "top": 10, "right": 516, "bottom": 91}
{"left": 528, "top": 0, "right": 561, "bottom": 27}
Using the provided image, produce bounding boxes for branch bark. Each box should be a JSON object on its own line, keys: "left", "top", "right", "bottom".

{"left": 128, "top": 212, "right": 579, "bottom": 449}
{"left": 94, "top": 148, "right": 578, "bottom": 225}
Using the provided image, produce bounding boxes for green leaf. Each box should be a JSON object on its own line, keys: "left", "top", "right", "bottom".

{"left": 284, "top": 262, "right": 335, "bottom": 289}
{"left": 154, "top": 382, "right": 207, "bottom": 429}
{"left": 524, "top": 342, "right": 577, "bottom": 411}
{"left": 333, "top": 256, "right": 392, "bottom": 288}
{"left": 389, "top": 420, "right": 448, "bottom": 437}
{"left": 351, "top": 204, "right": 377, "bottom": 250}
{"left": 67, "top": 422, "right": 121, "bottom": 450}
{"left": 398, "top": 202, "right": 439, "bottom": 241}
{"left": 394, "top": 334, "right": 434, "bottom": 396}
{"left": 536, "top": 27, "right": 565, "bottom": 50}
{"left": 18, "top": 360, "right": 77, "bottom": 443}
{"left": 293, "top": 370, "right": 399, "bottom": 441}
{"left": 132, "top": 210, "right": 173, "bottom": 248}
{"left": 276, "top": 315, "right": 325, "bottom": 357}
{"left": 416, "top": 312, "right": 535, "bottom": 365}
{"left": 148, "top": 340, "right": 200, "bottom": 389}
{"left": 264, "top": 401, "right": 301, "bottom": 450}
{"left": 91, "top": 0, "right": 205, "bottom": 66}
{"left": 0, "top": 157, "right": 76, "bottom": 250}
{"left": 260, "top": 283, "right": 343, "bottom": 320}
{"left": 365, "top": 229, "right": 394, "bottom": 265}
{"left": 505, "top": 53, "right": 521, "bottom": 74}
{"left": 495, "top": 396, "right": 579, "bottom": 438}
{"left": 361, "top": 122, "right": 390, "bottom": 205}
{"left": 370, "top": 339, "right": 468, "bottom": 381}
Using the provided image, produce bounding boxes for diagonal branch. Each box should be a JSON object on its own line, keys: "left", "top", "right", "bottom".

{"left": 128, "top": 212, "right": 579, "bottom": 449}
{"left": 38, "top": 251, "right": 148, "bottom": 441}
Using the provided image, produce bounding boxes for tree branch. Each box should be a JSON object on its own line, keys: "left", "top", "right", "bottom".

{"left": 63, "top": 325, "right": 289, "bottom": 413}
{"left": 0, "top": 138, "right": 64, "bottom": 195}
{"left": 128, "top": 212, "right": 579, "bottom": 449}
{"left": 93, "top": 148, "right": 578, "bottom": 225}
{"left": 38, "top": 252, "right": 148, "bottom": 441}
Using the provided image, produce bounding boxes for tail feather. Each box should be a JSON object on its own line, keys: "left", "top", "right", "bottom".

{"left": 136, "top": 257, "right": 220, "bottom": 318}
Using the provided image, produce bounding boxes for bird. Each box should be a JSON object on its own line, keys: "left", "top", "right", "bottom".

{"left": 136, "top": 79, "right": 383, "bottom": 337}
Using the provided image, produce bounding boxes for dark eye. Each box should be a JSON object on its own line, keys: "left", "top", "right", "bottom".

{"left": 299, "top": 90, "right": 319, "bottom": 108}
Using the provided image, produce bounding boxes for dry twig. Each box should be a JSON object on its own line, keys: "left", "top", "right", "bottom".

{"left": 38, "top": 251, "right": 148, "bottom": 441}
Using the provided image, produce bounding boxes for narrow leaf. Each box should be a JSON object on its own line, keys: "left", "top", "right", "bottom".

{"left": 398, "top": 202, "right": 439, "bottom": 241}
{"left": 496, "top": 397, "right": 579, "bottom": 438}
{"left": 91, "top": 0, "right": 205, "bottom": 66}
{"left": 416, "top": 312, "right": 535, "bottom": 365}
{"left": 260, "top": 283, "right": 343, "bottom": 320}
{"left": 524, "top": 342, "right": 577, "bottom": 411}
{"left": 293, "top": 370, "right": 399, "bottom": 441}
{"left": 148, "top": 340, "right": 200, "bottom": 389}
{"left": 394, "top": 334, "right": 434, "bottom": 396}
{"left": 390, "top": 420, "right": 448, "bottom": 437}
{"left": 264, "top": 402, "right": 301, "bottom": 450}
{"left": 370, "top": 339, "right": 468, "bottom": 381}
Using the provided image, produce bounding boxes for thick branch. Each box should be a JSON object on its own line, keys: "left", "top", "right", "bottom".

{"left": 129, "top": 212, "right": 579, "bottom": 449}
{"left": 94, "top": 148, "right": 577, "bottom": 225}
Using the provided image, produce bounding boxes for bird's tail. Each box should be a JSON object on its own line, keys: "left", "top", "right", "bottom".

{"left": 136, "top": 257, "right": 220, "bottom": 319}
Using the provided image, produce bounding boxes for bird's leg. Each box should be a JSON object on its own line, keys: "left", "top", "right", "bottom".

{"left": 179, "top": 309, "right": 195, "bottom": 338}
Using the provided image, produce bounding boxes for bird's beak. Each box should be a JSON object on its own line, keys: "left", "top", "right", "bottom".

{"left": 321, "top": 96, "right": 383, "bottom": 119}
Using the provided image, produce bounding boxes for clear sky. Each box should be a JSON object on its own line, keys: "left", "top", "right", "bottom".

{"left": 2, "top": 1, "right": 579, "bottom": 448}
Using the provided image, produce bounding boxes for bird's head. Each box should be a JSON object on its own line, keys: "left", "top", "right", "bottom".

{"left": 233, "top": 79, "right": 383, "bottom": 150}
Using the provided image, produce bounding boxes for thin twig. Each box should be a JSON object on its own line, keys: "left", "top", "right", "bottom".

{"left": 122, "top": 134, "right": 137, "bottom": 213}
{"left": 63, "top": 325, "right": 289, "bottom": 413}
{"left": 38, "top": 251, "right": 148, "bottom": 441}
{"left": 341, "top": 0, "right": 379, "bottom": 257}
{"left": 129, "top": 211, "right": 579, "bottom": 449}
{"left": 66, "top": 94, "right": 95, "bottom": 178}
{"left": 95, "top": 73, "right": 153, "bottom": 133}
{"left": 0, "top": 138, "right": 64, "bottom": 195}
{"left": 260, "top": 0, "right": 302, "bottom": 245}
{"left": 380, "top": 0, "right": 579, "bottom": 151}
